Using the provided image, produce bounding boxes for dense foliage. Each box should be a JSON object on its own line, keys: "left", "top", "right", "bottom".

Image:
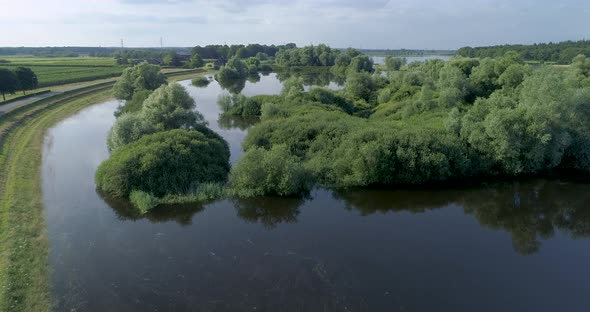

{"left": 190, "top": 43, "right": 290, "bottom": 60}
{"left": 0, "top": 66, "right": 38, "bottom": 100}
{"left": 108, "top": 83, "right": 206, "bottom": 151}
{"left": 229, "top": 52, "right": 590, "bottom": 190}
{"left": 96, "top": 129, "right": 230, "bottom": 198}
{"left": 457, "top": 40, "right": 590, "bottom": 64}
{"left": 13, "top": 67, "right": 38, "bottom": 94}
{"left": 229, "top": 145, "right": 312, "bottom": 197}
{"left": 191, "top": 76, "right": 210, "bottom": 87}
{"left": 0, "top": 68, "right": 19, "bottom": 101}
{"left": 100, "top": 73, "right": 231, "bottom": 211}
{"left": 274, "top": 46, "right": 374, "bottom": 75}
{"left": 112, "top": 62, "right": 167, "bottom": 100}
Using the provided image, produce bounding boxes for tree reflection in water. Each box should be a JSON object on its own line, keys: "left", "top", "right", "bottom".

{"left": 232, "top": 196, "right": 306, "bottom": 228}
{"left": 334, "top": 180, "right": 590, "bottom": 255}
{"left": 98, "top": 190, "right": 204, "bottom": 226}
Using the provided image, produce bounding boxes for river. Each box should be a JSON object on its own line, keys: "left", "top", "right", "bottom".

{"left": 42, "top": 73, "right": 590, "bottom": 311}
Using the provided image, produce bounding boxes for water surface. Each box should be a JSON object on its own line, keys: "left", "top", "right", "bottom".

{"left": 372, "top": 55, "right": 452, "bottom": 65}
{"left": 43, "top": 74, "right": 590, "bottom": 312}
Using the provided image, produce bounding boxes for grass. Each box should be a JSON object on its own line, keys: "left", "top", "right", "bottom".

{"left": 0, "top": 86, "right": 112, "bottom": 312}
{"left": 1, "top": 67, "right": 214, "bottom": 103}
{"left": 0, "top": 56, "right": 123, "bottom": 88}
{"left": 0, "top": 65, "right": 124, "bottom": 88}
{"left": 129, "top": 183, "right": 229, "bottom": 214}
{"left": 0, "top": 56, "right": 116, "bottom": 67}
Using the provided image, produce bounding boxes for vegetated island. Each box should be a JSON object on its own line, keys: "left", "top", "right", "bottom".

{"left": 95, "top": 43, "right": 590, "bottom": 213}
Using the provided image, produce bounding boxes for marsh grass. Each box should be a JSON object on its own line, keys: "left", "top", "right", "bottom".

{"left": 129, "top": 183, "right": 230, "bottom": 212}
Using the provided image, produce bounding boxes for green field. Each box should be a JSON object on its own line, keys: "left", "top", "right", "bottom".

{"left": 0, "top": 56, "right": 116, "bottom": 67}
{"left": 0, "top": 57, "right": 123, "bottom": 88}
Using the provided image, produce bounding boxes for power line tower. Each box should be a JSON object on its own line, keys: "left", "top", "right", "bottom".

{"left": 160, "top": 37, "right": 163, "bottom": 50}
{"left": 120, "top": 38, "right": 124, "bottom": 49}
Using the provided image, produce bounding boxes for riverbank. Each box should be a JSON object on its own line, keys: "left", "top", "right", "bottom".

{"left": 0, "top": 88, "right": 112, "bottom": 312}
{"left": 0, "top": 68, "right": 215, "bottom": 311}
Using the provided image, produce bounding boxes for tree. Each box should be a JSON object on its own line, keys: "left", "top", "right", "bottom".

{"left": 384, "top": 56, "right": 406, "bottom": 71}
{"left": 107, "top": 113, "right": 154, "bottom": 151}
{"left": 0, "top": 68, "right": 19, "bottom": 101}
{"left": 112, "top": 62, "right": 167, "bottom": 100}
{"left": 347, "top": 55, "right": 374, "bottom": 73}
{"left": 163, "top": 51, "right": 182, "bottom": 67}
{"left": 141, "top": 83, "right": 205, "bottom": 131}
{"left": 14, "top": 67, "right": 38, "bottom": 95}
{"left": 189, "top": 53, "right": 204, "bottom": 68}
{"left": 344, "top": 72, "right": 376, "bottom": 102}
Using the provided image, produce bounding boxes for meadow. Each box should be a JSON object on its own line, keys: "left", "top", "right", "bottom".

{"left": 0, "top": 57, "right": 123, "bottom": 87}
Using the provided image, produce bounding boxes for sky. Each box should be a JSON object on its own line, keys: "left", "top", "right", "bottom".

{"left": 0, "top": 0, "right": 588, "bottom": 49}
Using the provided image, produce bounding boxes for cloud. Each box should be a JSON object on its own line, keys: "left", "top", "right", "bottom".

{"left": 119, "top": 0, "right": 193, "bottom": 4}
{"left": 1, "top": 0, "right": 589, "bottom": 48}
{"left": 64, "top": 13, "right": 207, "bottom": 25}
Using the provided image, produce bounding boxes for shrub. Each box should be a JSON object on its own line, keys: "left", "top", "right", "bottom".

{"left": 96, "top": 129, "right": 230, "bottom": 198}
{"left": 229, "top": 145, "right": 312, "bottom": 197}
{"left": 191, "top": 76, "right": 211, "bottom": 87}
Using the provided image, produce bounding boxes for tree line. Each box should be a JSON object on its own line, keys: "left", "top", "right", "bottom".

{"left": 190, "top": 43, "right": 293, "bottom": 60}
{"left": 457, "top": 39, "right": 590, "bottom": 64}
{"left": 0, "top": 67, "right": 38, "bottom": 101}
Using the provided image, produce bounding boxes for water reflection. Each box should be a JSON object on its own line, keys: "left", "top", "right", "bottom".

{"left": 233, "top": 196, "right": 305, "bottom": 228}
{"left": 336, "top": 180, "right": 590, "bottom": 255}
{"left": 460, "top": 180, "right": 590, "bottom": 255}
{"left": 217, "top": 114, "right": 259, "bottom": 131}
{"left": 99, "top": 191, "right": 205, "bottom": 226}
{"left": 217, "top": 76, "right": 247, "bottom": 94}
{"left": 275, "top": 68, "right": 345, "bottom": 87}
{"left": 43, "top": 76, "right": 590, "bottom": 312}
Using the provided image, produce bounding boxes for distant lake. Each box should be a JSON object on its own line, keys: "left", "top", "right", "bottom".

{"left": 42, "top": 72, "right": 590, "bottom": 312}
{"left": 372, "top": 55, "right": 452, "bottom": 65}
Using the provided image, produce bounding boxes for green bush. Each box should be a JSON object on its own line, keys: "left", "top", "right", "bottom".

{"left": 191, "top": 76, "right": 211, "bottom": 87}
{"left": 96, "top": 129, "right": 230, "bottom": 198}
{"left": 229, "top": 145, "right": 312, "bottom": 197}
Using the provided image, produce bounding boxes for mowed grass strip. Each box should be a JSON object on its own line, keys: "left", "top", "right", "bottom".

{"left": 0, "top": 89, "right": 112, "bottom": 312}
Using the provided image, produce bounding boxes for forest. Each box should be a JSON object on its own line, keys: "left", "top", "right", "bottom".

{"left": 457, "top": 39, "right": 590, "bottom": 64}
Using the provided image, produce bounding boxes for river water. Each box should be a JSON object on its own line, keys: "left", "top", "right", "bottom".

{"left": 42, "top": 73, "right": 590, "bottom": 311}
{"left": 372, "top": 55, "right": 452, "bottom": 65}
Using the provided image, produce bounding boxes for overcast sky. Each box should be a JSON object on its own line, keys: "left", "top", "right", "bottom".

{"left": 1, "top": 0, "right": 588, "bottom": 49}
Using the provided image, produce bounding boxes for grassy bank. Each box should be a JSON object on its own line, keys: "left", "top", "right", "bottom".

{"left": 0, "top": 88, "right": 112, "bottom": 312}
{"left": 0, "top": 70, "right": 213, "bottom": 311}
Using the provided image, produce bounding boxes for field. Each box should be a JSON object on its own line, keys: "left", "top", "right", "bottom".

{"left": 0, "top": 57, "right": 123, "bottom": 88}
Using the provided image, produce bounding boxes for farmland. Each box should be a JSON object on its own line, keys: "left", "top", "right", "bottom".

{"left": 0, "top": 57, "right": 123, "bottom": 87}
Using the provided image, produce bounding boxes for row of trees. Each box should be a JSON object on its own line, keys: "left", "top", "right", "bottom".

{"left": 0, "top": 67, "right": 38, "bottom": 101}
{"left": 457, "top": 40, "right": 590, "bottom": 64}
{"left": 191, "top": 43, "right": 293, "bottom": 60}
